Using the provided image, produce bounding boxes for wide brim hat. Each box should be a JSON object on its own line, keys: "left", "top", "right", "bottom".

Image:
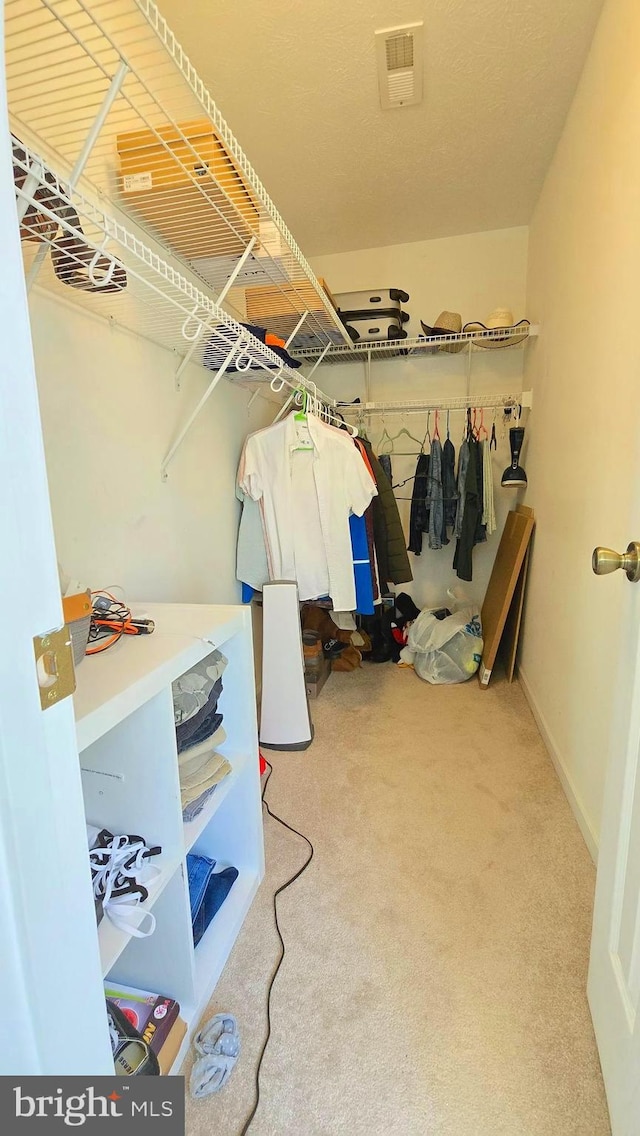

{"left": 419, "top": 310, "right": 463, "bottom": 354}
{"left": 463, "top": 308, "right": 530, "bottom": 349}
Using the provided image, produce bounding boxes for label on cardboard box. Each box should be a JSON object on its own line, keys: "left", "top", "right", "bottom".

{"left": 123, "top": 171, "right": 153, "bottom": 192}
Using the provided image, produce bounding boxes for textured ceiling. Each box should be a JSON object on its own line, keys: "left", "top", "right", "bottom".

{"left": 157, "top": 0, "right": 605, "bottom": 256}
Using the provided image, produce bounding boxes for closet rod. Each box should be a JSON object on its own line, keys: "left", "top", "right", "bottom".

{"left": 340, "top": 391, "right": 533, "bottom": 415}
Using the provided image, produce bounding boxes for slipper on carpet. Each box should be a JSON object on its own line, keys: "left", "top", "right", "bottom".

{"left": 190, "top": 1013, "right": 240, "bottom": 1099}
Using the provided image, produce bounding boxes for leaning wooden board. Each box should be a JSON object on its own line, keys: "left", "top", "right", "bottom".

{"left": 500, "top": 540, "right": 532, "bottom": 682}
{"left": 478, "top": 505, "right": 535, "bottom": 688}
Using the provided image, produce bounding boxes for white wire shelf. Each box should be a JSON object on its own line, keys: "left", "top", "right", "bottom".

{"left": 292, "top": 326, "right": 540, "bottom": 364}
{"left": 5, "top": 0, "right": 349, "bottom": 351}
{"left": 12, "top": 138, "right": 335, "bottom": 472}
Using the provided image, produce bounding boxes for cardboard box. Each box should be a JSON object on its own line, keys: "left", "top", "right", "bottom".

{"left": 244, "top": 277, "right": 336, "bottom": 341}
{"left": 62, "top": 589, "right": 92, "bottom": 666}
{"left": 117, "top": 119, "right": 259, "bottom": 259}
{"left": 305, "top": 653, "right": 331, "bottom": 700}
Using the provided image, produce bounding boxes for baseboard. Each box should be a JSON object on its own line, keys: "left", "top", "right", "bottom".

{"left": 517, "top": 665, "right": 599, "bottom": 864}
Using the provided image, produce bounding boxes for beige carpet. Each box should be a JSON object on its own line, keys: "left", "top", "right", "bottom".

{"left": 184, "top": 667, "right": 610, "bottom": 1136}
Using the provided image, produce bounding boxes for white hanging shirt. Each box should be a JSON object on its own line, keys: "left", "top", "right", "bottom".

{"left": 238, "top": 413, "right": 377, "bottom": 611}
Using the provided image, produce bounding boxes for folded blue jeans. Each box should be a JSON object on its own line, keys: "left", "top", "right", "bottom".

{"left": 186, "top": 853, "right": 238, "bottom": 947}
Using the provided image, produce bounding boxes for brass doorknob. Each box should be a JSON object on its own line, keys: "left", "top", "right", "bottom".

{"left": 592, "top": 543, "right": 640, "bottom": 582}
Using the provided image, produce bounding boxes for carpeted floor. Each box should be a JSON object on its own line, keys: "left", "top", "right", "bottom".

{"left": 184, "top": 666, "right": 610, "bottom": 1136}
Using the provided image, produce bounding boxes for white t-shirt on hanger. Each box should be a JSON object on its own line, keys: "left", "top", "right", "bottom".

{"left": 239, "top": 413, "right": 376, "bottom": 612}
{"left": 291, "top": 449, "right": 330, "bottom": 600}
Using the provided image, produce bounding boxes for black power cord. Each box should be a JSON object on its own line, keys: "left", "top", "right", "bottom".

{"left": 239, "top": 758, "right": 314, "bottom": 1135}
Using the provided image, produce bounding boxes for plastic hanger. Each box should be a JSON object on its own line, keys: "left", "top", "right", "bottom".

{"left": 446, "top": 409, "right": 451, "bottom": 441}
{"left": 294, "top": 388, "right": 308, "bottom": 421}
{"left": 477, "top": 406, "right": 489, "bottom": 441}
{"left": 433, "top": 408, "right": 441, "bottom": 443}
{"left": 390, "top": 424, "right": 425, "bottom": 451}
{"left": 490, "top": 409, "right": 497, "bottom": 451}
{"left": 378, "top": 416, "right": 394, "bottom": 454}
{"left": 420, "top": 410, "right": 431, "bottom": 453}
{"left": 292, "top": 388, "right": 314, "bottom": 451}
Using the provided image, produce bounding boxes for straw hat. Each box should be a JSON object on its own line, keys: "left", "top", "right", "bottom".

{"left": 463, "top": 308, "right": 530, "bottom": 349}
{"left": 419, "top": 311, "right": 463, "bottom": 354}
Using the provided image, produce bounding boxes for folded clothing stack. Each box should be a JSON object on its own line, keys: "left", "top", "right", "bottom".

{"left": 180, "top": 739, "right": 232, "bottom": 821}
{"left": 172, "top": 651, "right": 231, "bottom": 822}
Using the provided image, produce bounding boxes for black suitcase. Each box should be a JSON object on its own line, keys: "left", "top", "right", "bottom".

{"left": 340, "top": 308, "right": 409, "bottom": 342}
{"left": 335, "top": 288, "right": 409, "bottom": 311}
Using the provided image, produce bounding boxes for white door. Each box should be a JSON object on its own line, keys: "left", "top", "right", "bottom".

{"left": 0, "top": 23, "right": 110, "bottom": 1073}
{"left": 589, "top": 540, "right": 640, "bottom": 1133}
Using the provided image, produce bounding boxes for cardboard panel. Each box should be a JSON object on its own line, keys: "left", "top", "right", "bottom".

{"left": 500, "top": 543, "right": 531, "bottom": 682}
{"left": 478, "top": 505, "right": 535, "bottom": 687}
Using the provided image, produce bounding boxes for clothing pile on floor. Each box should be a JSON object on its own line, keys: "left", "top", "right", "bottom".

{"left": 172, "top": 651, "right": 231, "bottom": 822}
{"left": 236, "top": 410, "right": 413, "bottom": 616}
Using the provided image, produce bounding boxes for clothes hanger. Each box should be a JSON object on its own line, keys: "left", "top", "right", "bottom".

{"left": 490, "top": 408, "right": 497, "bottom": 451}
{"left": 433, "top": 408, "right": 441, "bottom": 443}
{"left": 420, "top": 410, "right": 431, "bottom": 454}
{"left": 291, "top": 388, "right": 315, "bottom": 451}
{"left": 470, "top": 407, "right": 483, "bottom": 441}
{"left": 294, "top": 387, "right": 308, "bottom": 421}
{"left": 378, "top": 415, "right": 394, "bottom": 454}
{"left": 389, "top": 416, "right": 424, "bottom": 451}
{"left": 477, "top": 406, "right": 489, "bottom": 441}
{"left": 446, "top": 409, "right": 451, "bottom": 442}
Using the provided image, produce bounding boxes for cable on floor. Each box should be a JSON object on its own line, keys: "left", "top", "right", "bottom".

{"left": 239, "top": 757, "right": 314, "bottom": 1136}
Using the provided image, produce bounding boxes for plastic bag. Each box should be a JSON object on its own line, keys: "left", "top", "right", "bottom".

{"left": 400, "top": 588, "right": 483, "bottom": 684}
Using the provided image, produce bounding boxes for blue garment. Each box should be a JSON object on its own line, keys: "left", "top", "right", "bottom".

{"left": 427, "top": 439, "right": 444, "bottom": 551}
{"left": 378, "top": 453, "right": 393, "bottom": 485}
{"left": 187, "top": 853, "right": 239, "bottom": 947}
{"left": 349, "top": 513, "right": 374, "bottom": 615}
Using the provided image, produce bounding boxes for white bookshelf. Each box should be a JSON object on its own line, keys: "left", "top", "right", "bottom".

{"left": 74, "top": 602, "right": 264, "bottom": 1074}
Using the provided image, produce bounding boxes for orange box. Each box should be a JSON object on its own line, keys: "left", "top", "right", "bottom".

{"left": 62, "top": 590, "right": 92, "bottom": 623}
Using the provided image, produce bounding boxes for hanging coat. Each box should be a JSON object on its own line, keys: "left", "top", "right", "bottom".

{"left": 454, "top": 440, "right": 470, "bottom": 538}
{"left": 453, "top": 439, "right": 485, "bottom": 582}
{"left": 442, "top": 437, "right": 457, "bottom": 539}
{"left": 358, "top": 438, "right": 413, "bottom": 586}
{"left": 408, "top": 453, "right": 430, "bottom": 555}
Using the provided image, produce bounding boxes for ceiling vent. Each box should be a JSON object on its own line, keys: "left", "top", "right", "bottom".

{"left": 375, "top": 22, "right": 423, "bottom": 110}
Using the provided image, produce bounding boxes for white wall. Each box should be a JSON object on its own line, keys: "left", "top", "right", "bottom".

{"left": 30, "top": 290, "right": 273, "bottom": 605}
{"left": 312, "top": 226, "right": 530, "bottom": 608}
{"left": 520, "top": 0, "right": 640, "bottom": 854}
